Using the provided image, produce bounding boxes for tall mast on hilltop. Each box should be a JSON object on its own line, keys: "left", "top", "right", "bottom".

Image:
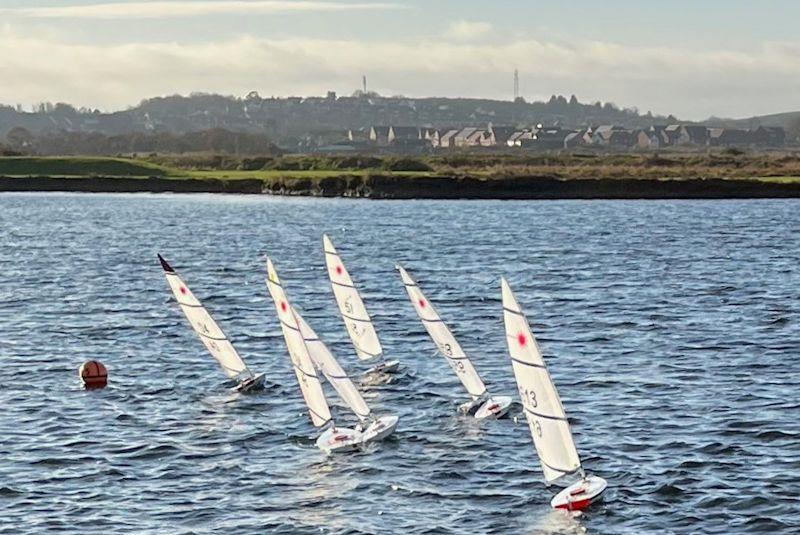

{"left": 513, "top": 69, "right": 520, "bottom": 101}
{"left": 362, "top": 75, "right": 367, "bottom": 94}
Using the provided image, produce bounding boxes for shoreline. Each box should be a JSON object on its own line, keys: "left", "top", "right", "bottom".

{"left": 3, "top": 174, "right": 800, "bottom": 199}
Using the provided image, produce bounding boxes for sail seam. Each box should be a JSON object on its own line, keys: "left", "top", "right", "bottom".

{"left": 279, "top": 318, "right": 301, "bottom": 332}
{"left": 510, "top": 356, "right": 546, "bottom": 369}
{"left": 341, "top": 311, "right": 372, "bottom": 323}
{"left": 540, "top": 459, "right": 581, "bottom": 477}
{"left": 197, "top": 331, "right": 227, "bottom": 342}
{"left": 503, "top": 306, "right": 524, "bottom": 316}
{"left": 177, "top": 301, "right": 203, "bottom": 308}
{"left": 331, "top": 280, "right": 357, "bottom": 289}
{"left": 524, "top": 406, "right": 568, "bottom": 421}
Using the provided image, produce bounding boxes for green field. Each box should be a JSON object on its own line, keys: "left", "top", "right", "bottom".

{"left": 2, "top": 154, "right": 800, "bottom": 185}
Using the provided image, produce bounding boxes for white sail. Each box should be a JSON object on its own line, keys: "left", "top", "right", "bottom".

{"left": 398, "top": 265, "right": 486, "bottom": 399}
{"left": 265, "top": 258, "right": 332, "bottom": 428}
{"left": 293, "top": 307, "right": 372, "bottom": 422}
{"left": 501, "top": 278, "right": 582, "bottom": 485}
{"left": 322, "top": 234, "right": 382, "bottom": 362}
{"left": 159, "top": 255, "right": 251, "bottom": 380}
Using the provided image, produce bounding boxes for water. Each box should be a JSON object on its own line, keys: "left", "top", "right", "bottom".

{"left": 1, "top": 193, "right": 799, "bottom": 534}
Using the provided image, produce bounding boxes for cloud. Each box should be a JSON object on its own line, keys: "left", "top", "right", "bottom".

{"left": 444, "top": 20, "right": 493, "bottom": 40}
{"left": 1, "top": 27, "right": 799, "bottom": 119}
{"left": 0, "top": 1, "right": 401, "bottom": 19}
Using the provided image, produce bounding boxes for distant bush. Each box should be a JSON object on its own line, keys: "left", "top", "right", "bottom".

{"left": 382, "top": 158, "right": 432, "bottom": 172}
{"left": 240, "top": 156, "right": 273, "bottom": 170}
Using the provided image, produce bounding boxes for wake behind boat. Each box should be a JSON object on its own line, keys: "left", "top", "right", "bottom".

{"left": 501, "top": 278, "right": 607, "bottom": 511}
{"left": 158, "top": 254, "right": 265, "bottom": 393}
{"left": 265, "top": 257, "right": 362, "bottom": 454}
{"left": 397, "top": 265, "right": 511, "bottom": 419}
{"left": 323, "top": 234, "right": 400, "bottom": 380}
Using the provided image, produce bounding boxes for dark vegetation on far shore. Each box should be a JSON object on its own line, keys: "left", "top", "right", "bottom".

{"left": 5, "top": 149, "right": 799, "bottom": 180}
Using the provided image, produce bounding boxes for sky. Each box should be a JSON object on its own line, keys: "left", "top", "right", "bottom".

{"left": 1, "top": 0, "right": 799, "bottom": 119}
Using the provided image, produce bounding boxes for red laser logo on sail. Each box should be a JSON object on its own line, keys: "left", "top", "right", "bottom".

{"left": 280, "top": 301, "right": 287, "bottom": 312}
{"left": 180, "top": 287, "right": 187, "bottom": 295}
{"left": 517, "top": 333, "right": 527, "bottom": 347}
{"left": 336, "top": 265, "right": 343, "bottom": 275}
{"left": 419, "top": 299, "right": 426, "bottom": 308}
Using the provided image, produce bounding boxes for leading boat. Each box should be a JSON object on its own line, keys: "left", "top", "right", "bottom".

{"left": 397, "top": 264, "right": 511, "bottom": 419}
{"left": 501, "top": 277, "right": 607, "bottom": 511}
{"left": 293, "top": 306, "right": 399, "bottom": 446}
{"left": 158, "top": 254, "right": 265, "bottom": 393}
{"left": 322, "top": 234, "right": 400, "bottom": 378}
{"left": 265, "top": 257, "right": 361, "bottom": 454}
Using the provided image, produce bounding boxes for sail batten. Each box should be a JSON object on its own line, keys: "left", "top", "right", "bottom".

{"left": 502, "top": 278, "right": 582, "bottom": 486}
{"left": 398, "top": 266, "right": 486, "bottom": 399}
{"left": 160, "top": 258, "right": 251, "bottom": 381}
{"left": 266, "top": 258, "right": 332, "bottom": 428}
{"left": 323, "top": 235, "right": 383, "bottom": 362}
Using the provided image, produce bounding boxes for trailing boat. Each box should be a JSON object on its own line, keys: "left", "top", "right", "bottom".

{"left": 158, "top": 254, "right": 265, "bottom": 393}
{"left": 265, "top": 257, "right": 361, "bottom": 454}
{"left": 397, "top": 265, "right": 511, "bottom": 419}
{"left": 501, "top": 278, "right": 607, "bottom": 511}
{"left": 293, "top": 307, "right": 399, "bottom": 446}
{"left": 322, "top": 234, "right": 400, "bottom": 378}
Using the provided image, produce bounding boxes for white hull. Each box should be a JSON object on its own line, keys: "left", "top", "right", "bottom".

{"left": 473, "top": 396, "right": 513, "bottom": 420}
{"left": 316, "top": 426, "right": 363, "bottom": 454}
{"left": 364, "top": 359, "right": 400, "bottom": 375}
{"left": 232, "top": 373, "right": 266, "bottom": 393}
{"left": 550, "top": 475, "right": 607, "bottom": 511}
{"left": 361, "top": 415, "right": 399, "bottom": 445}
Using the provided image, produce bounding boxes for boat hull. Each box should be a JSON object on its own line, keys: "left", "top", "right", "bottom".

{"left": 361, "top": 415, "right": 399, "bottom": 445}
{"left": 364, "top": 359, "right": 400, "bottom": 375}
{"left": 316, "top": 427, "right": 362, "bottom": 454}
{"left": 550, "top": 475, "right": 607, "bottom": 511}
{"left": 233, "top": 373, "right": 266, "bottom": 393}
{"left": 473, "top": 395, "right": 512, "bottom": 419}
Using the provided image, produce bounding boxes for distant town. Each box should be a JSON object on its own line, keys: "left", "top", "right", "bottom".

{"left": 338, "top": 123, "right": 788, "bottom": 153}
{"left": 1, "top": 91, "right": 798, "bottom": 156}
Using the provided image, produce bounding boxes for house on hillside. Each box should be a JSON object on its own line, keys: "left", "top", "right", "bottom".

{"left": 648, "top": 125, "right": 668, "bottom": 148}
{"left": 347, "top": 127, "right": 370, "bottom": 143}
{"left": 607, "top": 129, "right": 635, "bottom": 148}
{"left": 507, "top": 130, "right": 534, "bottom": 147}
{"left": 591, "top": 125, "right": 627, "bottom": 146}
{"left": 532, "top": 126, "right": 572, "bottom": 149}
{"left": 708, "top": 128, "right": 750, "bottom": 147}
{"left": 564, "top": 129, "right": 589, "bottom": 149}
{"left": 388, "top": 126, "right": 421, "bottom": 144}
{"left": 632, "top": 129, "right": 652, "bottom": 150}
{"left": 369, "top": 126, "right": 391, "bottom": 145}
{"left": 454, "top": 127, "right": 479, "bottom": 147}
{"left": 681, "top": 125, "right": 710, "bottom": 146}
{"left": 482, "top": 125, "right": 517, "bottom": 147}
{"left": 438, "top": 129, "right": 460, "bottom": 148}
{"left": 465, "top": 129, "right": 486, "bottom": 147}
{"left": 663, "top": 124, "right": 683, "bottom": 145}
{"left": 750, "top": 126, "right": 785, "bottom": 147}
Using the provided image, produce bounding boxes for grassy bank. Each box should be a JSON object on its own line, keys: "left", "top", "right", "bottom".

{"left": 3, "top": 153, "right": 800, "bottom": 198}
{"left": 3, "top": 152, "right": 800, "bottom": 183}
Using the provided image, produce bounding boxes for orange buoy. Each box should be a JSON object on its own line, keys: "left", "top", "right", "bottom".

{"left": 79, "top": 360, "right": 108, "bottom": 389}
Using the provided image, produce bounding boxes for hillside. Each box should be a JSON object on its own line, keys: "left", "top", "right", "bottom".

{"left": 0, "top": 92, "right": 675, "bottom": 150}
{"left": 705, "top": 111, "right": 800, "bottom": 130}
